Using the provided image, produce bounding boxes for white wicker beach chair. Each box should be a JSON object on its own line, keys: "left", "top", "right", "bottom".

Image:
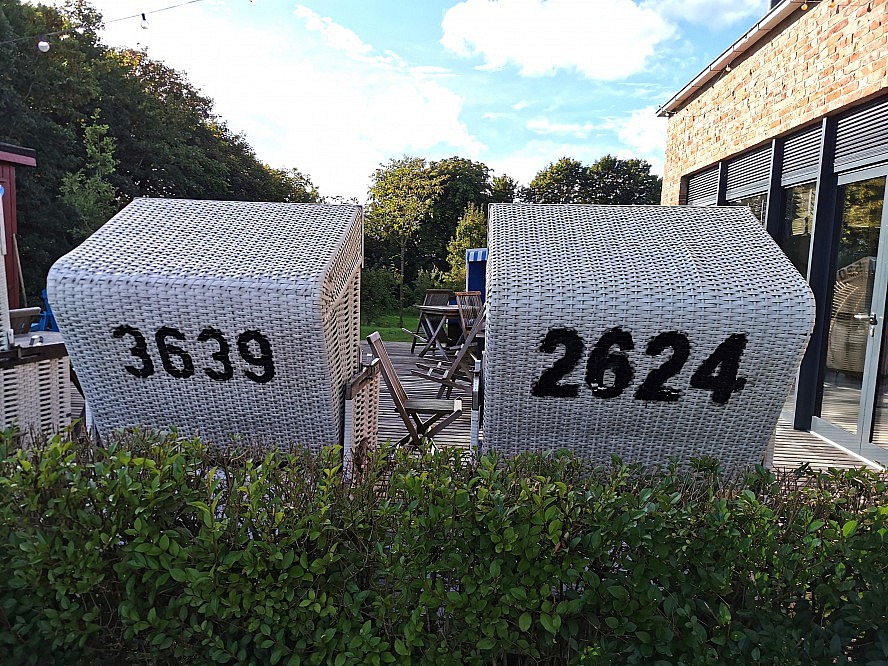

{"left": 47, "top": 199, "right": 362, "bottom": 452}
{"left": 0, "top": 356, "right": 72, "bottom": 440}
{"left": 343, "top": 358, "right": 381, "bottom": 474}
{"left": 482, "top": 204, "right": 815, "bottom": 473}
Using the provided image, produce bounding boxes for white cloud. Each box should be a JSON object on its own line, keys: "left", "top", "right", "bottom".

{"left": 440, "top": 0, "right": 675, "bottom": 80}
{"left": 612, "top": 106, "right": 667, "bottom": 174}
{"left": 645, "top": 0, "right": 769, "bottom": 30}
{"left": 293, "top": 5, "right": 373, "bottom": 59}
{"left": 526, "top": 117, "right": 600, "bottom": 139}
{"left": 51, "top": 1, "right": 483, "bottom": 202}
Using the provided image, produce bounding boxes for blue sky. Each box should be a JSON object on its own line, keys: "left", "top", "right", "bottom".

{"left": 54, "top": 0, "right": 770, "bottom": 201}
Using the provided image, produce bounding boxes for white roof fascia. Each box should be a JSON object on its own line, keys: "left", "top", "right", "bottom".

{"left": 657, "top": 0, "right": 804, "bottom": 117}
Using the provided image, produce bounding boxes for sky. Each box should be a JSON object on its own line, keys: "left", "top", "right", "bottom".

{"left": 50, "top": 0, "right": 770, "bottom": 202}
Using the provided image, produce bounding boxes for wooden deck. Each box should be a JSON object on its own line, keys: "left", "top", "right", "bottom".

{"left": 369, "top": 341, "right": 883, "bottom": 471}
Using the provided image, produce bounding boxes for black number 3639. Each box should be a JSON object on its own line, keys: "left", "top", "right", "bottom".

{"left": 531, "top": 327, "right": 747, "bottom": 404}
{"left": 112, "top": 325, "right": 275, "bottom": 384}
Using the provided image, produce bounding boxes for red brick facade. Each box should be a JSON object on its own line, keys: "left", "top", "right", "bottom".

{"left": 662, "top": 0, "right": 888, "bottom": 204}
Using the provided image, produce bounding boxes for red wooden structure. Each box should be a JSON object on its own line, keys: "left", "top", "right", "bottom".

{"left": 0, "top": 142, "right": 37, "bottom": 310}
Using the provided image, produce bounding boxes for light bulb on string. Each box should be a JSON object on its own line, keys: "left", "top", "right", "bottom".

{"left": 801, "top": 2, "right": 809, "bottom": 9}
{"left": 36, "top": 37, "right": 50, "bottom": 52}
{"left": 140, "top": 13, "right": 149, "bottom": 29}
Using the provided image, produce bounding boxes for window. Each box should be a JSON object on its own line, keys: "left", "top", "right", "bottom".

{"left": 781, "top": 182, "right": 817, "bottom": 278}
{"left": 686, "top": 167, "right": 719, "bottom": 206}
{"left": 727, "top": 192, "right": 768, "bottom": 224}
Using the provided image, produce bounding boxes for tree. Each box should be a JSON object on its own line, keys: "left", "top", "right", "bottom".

{"left": 1, "top": 0, "right": 105, "bottom": 299}
{"left": 490, "top": 174, "right": 518, "bottom": 205}
{"left": 360, "top": 265, "right": 398, "bottom": 325}
{"left": 521, "top": 157, "right": 589, "bottom": 203}
{"left": 586, "top": 155, "right": 662, "bottom": 204}
{"left": 363, "top": 155, "right": 515, "bottom": 306}
{"left": 521, "top": 155, "right": 662, "bottom": 205}
{"left": 365, "top": 156, "right": 444, "bottom": 326}
{"left": 416, "top": 157, "right": 490, "bottom": 272}
{"left": 60, "top": 111, "right": 119, "bottom": 239}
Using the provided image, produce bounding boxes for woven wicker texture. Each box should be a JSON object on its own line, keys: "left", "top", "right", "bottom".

{"left": 343, "top": 360, "right": 381, "bottom": 472}
{"left": 48, "top": 199, "right": 362, "bottom": 452}
{"left": 484, "top": 204, "right": 815, "bottom": 472}
{"left": 1, "top": 357, "right": 72, "bottom": 440}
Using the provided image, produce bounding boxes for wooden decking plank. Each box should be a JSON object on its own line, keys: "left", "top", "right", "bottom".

{"left": 367, "top": 341, "right": 473, "bottom": 450}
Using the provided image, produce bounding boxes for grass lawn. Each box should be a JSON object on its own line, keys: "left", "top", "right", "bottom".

{"left": 360, "top": 310, "right": 419, "bottom": 343}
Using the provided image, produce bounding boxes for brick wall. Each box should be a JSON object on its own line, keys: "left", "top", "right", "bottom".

{"left": 661, "top": 0, "right": 888, "bottom": 204}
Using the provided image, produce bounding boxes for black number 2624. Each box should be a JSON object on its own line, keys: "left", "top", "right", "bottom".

{"left": 531, "top": 327, "right": 747, "bottom": 404}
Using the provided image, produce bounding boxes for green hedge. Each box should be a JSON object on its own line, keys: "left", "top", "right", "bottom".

{"left": 1, "top": 431, "right": 886, "bottom": 665}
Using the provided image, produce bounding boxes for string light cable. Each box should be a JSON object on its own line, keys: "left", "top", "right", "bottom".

{"left": 0, "top": 0, "right": 219, "bottom": 51}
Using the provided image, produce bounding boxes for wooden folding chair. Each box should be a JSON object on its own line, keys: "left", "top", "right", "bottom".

{"left": 366, "top": 332, "right": 463, "bottom": 448}
{"left": 412, "top": 304, "right": 486, "bottom": 398}
{"left": 454, "top": 291, "right": 483, "bottom": 346}
{"left": 404, "top": 288, "right": 453, "bottom": 354}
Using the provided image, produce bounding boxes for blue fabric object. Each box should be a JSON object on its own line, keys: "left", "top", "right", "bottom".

{"left": 32, "top": 289, "right": 59, "bottom": 332}
{"left": 465, "top": 248, "right": 487, "bottom": 301}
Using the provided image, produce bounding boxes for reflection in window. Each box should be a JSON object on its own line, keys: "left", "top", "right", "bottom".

{"left": 782, "top": 182, "right": 817, "bottom": 278}
{"left": 836, "top": 178, "right": 884, "bottom": 271}
{"left": 819, "top": 177, "right": 885, "bottom": 435}
{"left": 727, "top": 192, "right": 768, "bottom": 224}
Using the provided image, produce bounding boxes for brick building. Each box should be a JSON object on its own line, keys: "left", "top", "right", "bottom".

{"left": 659, "top": 0, "right": 888, "bottom": 463}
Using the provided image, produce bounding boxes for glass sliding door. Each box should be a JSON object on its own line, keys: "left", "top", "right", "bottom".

{"left": 872, "top": 322, "right": 888, "bottom": 446}
{"left": 818, "top": 175, "right": 888, "bottom": 454}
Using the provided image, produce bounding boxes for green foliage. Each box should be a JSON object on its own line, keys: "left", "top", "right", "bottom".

{"left": 522, "top": 157, "right": 589, "bottom": 204}
{"left": 2, "top": 431, "right": 887, "bottom": 665}
{"left": 446, "top": 203, "right": 487, "bottom": 285}
{"left": 409, "top": 267, "right": 459, "bottom": 307}
{"left": 836, "top": 177, "right": 883, "bottom": 271}
{"left": 60, "top": 111, "right": 119, "bottom": 239}
{"left": 414, "top": 157, "right": 490, "bottom": 275}
{"left": 366, "top": 156, "right": 443, "bottom": 245}
{"left": 359, "top": 311, "right": 419, "bottom": 343}
{"left": 489, "top": 174, "right": 518, "bottom": 205}
{"left": 522, "top": 155, "right": 662, "bottom": 205}
{"left": 364, "top": 156, "right": 512, "bottom": 289}
{"left": 360, "top": 265, "right": 399, "bottom": 325}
